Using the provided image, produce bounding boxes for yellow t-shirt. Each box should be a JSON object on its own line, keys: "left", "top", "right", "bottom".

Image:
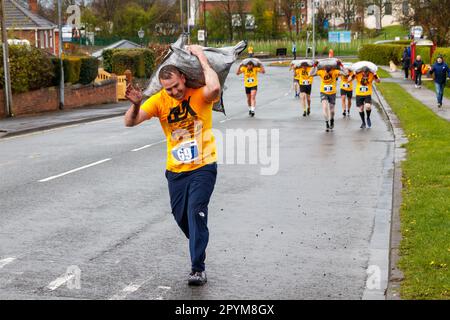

{"left": 355, "top": 72, "right": 376, "bottom": 96}
{"left": 340, "top": 71, "right": 354, "bottom": 91}
{"left": 295, "top": 67, "right": 314, "bottom": 85}
{"left": 140, "top": 87, "right": 217, "bottom": 173}
{"left": 316, "top": 69, "right": 341, "bottom": 95}
{"left": 248, "top": 46, "right": 254, "bottom": 54}
{"left": 240, "top": 66, "right": 261, "bottom": 88}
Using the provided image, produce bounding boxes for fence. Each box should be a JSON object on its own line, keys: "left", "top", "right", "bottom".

{"left": 95, "top": 68, "right": 127, "bottom": 100}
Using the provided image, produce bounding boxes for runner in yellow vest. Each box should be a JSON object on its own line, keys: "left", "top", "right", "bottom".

{"left": 236, "top": 61, "right": 265, "bottom": 117}
{"left": 349, "top": 67, "right": 381, "bottom": 128}
{"left": 310, "top": 60, "right": 348, "bottom": 132}
{"left": 340, "top": 71, "right": 354, "bottom": 117}
{"left": 296, "top": 65, "right": 314, "bottom": 117}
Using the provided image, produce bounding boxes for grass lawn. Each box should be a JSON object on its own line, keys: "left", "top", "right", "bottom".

{"left": 376, "top": 68, "right": 392, "bottom": 78}
{"left": 377, "top": 82, "right": 450, "bottom": 300}
{"left": 372, "top": 25, "right": 409, "bottom": 41}
{"left": 422, "top": 80, "right": 450, "bottom": 100}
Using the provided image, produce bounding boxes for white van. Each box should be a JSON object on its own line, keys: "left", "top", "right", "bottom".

{"left": 410, "top": 26, "right": 423, "bottom": 40}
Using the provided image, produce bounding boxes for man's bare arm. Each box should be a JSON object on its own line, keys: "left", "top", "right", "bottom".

{"left": 188, "top": 45, "right": 221, "bottom": 103}
{"left": 124, "top": 84, "right": 151, "bottom": 127}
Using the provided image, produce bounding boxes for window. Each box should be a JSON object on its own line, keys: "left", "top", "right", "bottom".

{"left": 367, "top": 5, "right": 375, "bottom": 15}
{"left": 385, "top": 2, "right": 392, "bottom": 15}
{"left": 402, "top": 1, "right": 409, "bottom": 15}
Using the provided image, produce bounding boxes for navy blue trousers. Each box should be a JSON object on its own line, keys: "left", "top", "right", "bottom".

{"left": 165, "top": 163, "right": 217, "bottom": 272}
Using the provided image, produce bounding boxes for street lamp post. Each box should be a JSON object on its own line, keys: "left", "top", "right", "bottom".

{"left": 1, "top": 0, "right": 13, "bottom": 117}
{"left": 138, "top": 28, "right": 145, "bottom": 48}
{"left": 58, "top": 0, "right": 64, "bottom": 110}
{"left": 312, "top": 0, "right": 316, "bottom": 61}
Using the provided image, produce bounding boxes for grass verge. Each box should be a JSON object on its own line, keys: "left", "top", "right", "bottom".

{"left": 377, "top": 82, "right": 450, "bottom": 300}
{"left": 376, "top": 68, "right": 392, "bottom": 78}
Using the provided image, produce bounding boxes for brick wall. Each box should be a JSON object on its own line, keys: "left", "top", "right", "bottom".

{"left": 0, "top": 80, "right": 117, "bottom": 118}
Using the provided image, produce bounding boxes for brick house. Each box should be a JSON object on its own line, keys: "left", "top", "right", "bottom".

{"left": 3, "top": 0, "right": 59, "bottom": 55}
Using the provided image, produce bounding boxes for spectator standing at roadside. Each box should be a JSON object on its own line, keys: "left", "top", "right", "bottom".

{"left": 429, "top": 54, "right": 450, "bottom": 108}
{"left": 401, "top": 47, "right": 411, "bottom": 80}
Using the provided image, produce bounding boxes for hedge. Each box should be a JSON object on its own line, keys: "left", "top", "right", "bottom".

{"left": 105, "top": 48, "right": 155, "bottom": 77}
{"left": 431, "top": 48, "right": 450, "bottom": 64}
{"left": 358, "top": 44, "right": 404, "bottom": 65}
{"left": 79, "top": 57, "right": 99, "bottom": 85}
{"left": 111, "top": 50, "right": 146, "bottom": 78}
{"left": 63, "top": 57, "right": 82, "bottom": 84}
{"left": 0, "top": 45, "right": 54, "bottom": 93}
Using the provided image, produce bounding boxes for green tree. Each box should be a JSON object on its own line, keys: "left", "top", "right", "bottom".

{"left": 251, "top": 0, "right": 272, "bottom": 40}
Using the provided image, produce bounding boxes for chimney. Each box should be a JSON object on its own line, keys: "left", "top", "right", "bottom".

{"left": 29, "top": 0, "right": 38, "bottom": 14}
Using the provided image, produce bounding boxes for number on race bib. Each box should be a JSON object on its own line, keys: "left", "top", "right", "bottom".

{"left": 359, "top": 86, "right": 369, "bottom": 93}
{"left": 172, "top": 140, "right": 199, "bottom": 163}
{"left": 324, "top": 85, "right": 333, "bottom": 92}
{"left": 247, "top": 78, "right": 255, "bottom": 83}
{"left": 343, "top": 83, "right": 350, "bottom": 89}
{"left": 302, "top": 80, "right": 310, "bottom": 85}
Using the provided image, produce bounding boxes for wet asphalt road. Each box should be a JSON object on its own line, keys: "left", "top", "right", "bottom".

{"left": 0, "top": 64, "right": 394, "bottom": 299}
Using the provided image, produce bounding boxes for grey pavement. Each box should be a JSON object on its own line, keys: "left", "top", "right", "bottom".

{"left": 379, "top": 66, "right": 450, "bottom": 121}
{"left": 0, "top": 102, "right": 130, "bottom": 138}
{"left": 0, "top": 63, "right": 394, "bottom": 300}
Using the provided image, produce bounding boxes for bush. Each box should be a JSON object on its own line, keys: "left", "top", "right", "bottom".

{"left": 111, "top": 50, "right": 145, "bottom": 78}
{"left": 358, "top": 44, "right": 404, "bottom": 65}
{"left": 102, "top": 49, "right": 114, "bottom": 73}
{"left": 79, "top": 57, "right": 99, "bottom": 85}
{"left": 148, "top": 43, "right": 170, "bottom": 66}
{"left": 0, "top": 45, "right": 54, "bottom": 93}
{"left": 431, "top": 48, "right": 450, "bottom": 64}
{"left": 63, "top": 57, "right": 82, "bottom": 84}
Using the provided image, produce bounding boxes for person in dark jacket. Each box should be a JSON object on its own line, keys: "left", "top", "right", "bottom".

{"left": 401, "top": 47, "right": 411, "bottom": 79}
{"left": 413, "top": 55, "right": 424, "bottom": 88}
{"left": 429, "top": 54, "right": 450, "bottom": 108}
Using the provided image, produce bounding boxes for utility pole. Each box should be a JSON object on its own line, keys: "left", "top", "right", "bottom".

{"left": 312, "top": 0, "right": 316, "bottom": 61}
{"left": 1, "top": 0, "right": 13, "bottom": 117}
{"left": 58, "top": 0, "right": 64, "bottom": 109}
{"left": 203, "top": 0, "right": 207, "bottom": 46}
{"left": 180, "top": 0, "right": 184, "bottom": 33}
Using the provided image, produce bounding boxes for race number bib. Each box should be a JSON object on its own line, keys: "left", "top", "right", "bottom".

{"left": 302, "top": 80, "right": 310, "bottom": 85}
{"left": 171, "top": 140, "right": 199, "bottom": 163}
{"left": 323, "top": 85, "right": 334, "bottom": 93}
{"left": 359, "top": 86, "right": 369, "bottom": 93}
{"left": 247, "top": 77, "right": 255, "bottom": 84}
{"left": 343, "top": 83, "right": 351, "bottom": 89}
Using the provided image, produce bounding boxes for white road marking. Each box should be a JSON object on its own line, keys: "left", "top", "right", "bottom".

{"left": 39, "top": 158, "right": 111, "bottom": 182}
{"left": 109, "top": 278, "right": 152, "bottom": 300}
{"left": 158, "top": 286, "right": 171, "bottom": 290}
{"left": 0, "top": 257, "right": 16, "bottom": 269}
{"left": 46, "top": 273, "right": 74, "bottom": 291}
{"left": 220, "top": 118, "right": 234, "bottom": 123}
{"left": 131, "top": 140, "right": 165, "bottom": 152}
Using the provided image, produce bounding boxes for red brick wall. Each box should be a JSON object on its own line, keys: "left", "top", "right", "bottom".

{"left": 0, "top": 80, "right": 117, "bottom": 118}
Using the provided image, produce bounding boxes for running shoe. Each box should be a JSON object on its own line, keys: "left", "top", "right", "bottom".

{"left": 307, "top": 108, "right": 311, "bottom": 115}
{"left": 360, "top": 122, "right": 366, "bottom": 129}
{"left": 188, "top": 271, "right": 207, "bottom": 286}
{"left": 438, "top": 103, "right": 442, "bottom": 108}
{"left": 249, "top": 110, "right": 252, "bottom": 116}
{"left": 330, "top": 119, "right": 334, "bottom": 129}
{"left": 326, "top": 122, "right": 330, "bottom": 132}
{"left": 343, "top": 111, "right": 346, "bottom": 117}
{"left": 367, "top": 117, "right": 372, "bottom": 128}
{"left": 303, "top": 111, "right": 307, "bottom": 117}
{"left": 250, "top": 111, "right": 255, "bottom": 117}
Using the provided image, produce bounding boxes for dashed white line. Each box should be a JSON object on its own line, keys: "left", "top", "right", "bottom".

{"left": 109, "top": 278, "right": 152, "bottom": 300}
{"left": 46, "top": 273, "right": 74, "bottom": 291}
{"left": 0, "top": 257, "right": 16, "bottom": 269}
{"left": 38, "top": 158, "right": 111, "bottom": 182}
{"left": 131, "top": 140, "right": 165, "bottom": 152}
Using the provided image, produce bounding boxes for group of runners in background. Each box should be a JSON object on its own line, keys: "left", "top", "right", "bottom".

{"left": 236, "top": 58, "right": 380, "bottom": 132}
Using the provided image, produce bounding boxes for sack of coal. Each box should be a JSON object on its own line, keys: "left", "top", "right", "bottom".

{"left": 143, "top": 34, "right": 247, "bottom": 114}
{"left": 291, "top": 59, "right": 313, "bottom": 68}
{"left": 350, "top": 61, "right": 378, "bottom": 74}
{"left": 316, "top": 58, "right": 340, "bottom": 70}
{"left": 241, "top": 57, "right": 262, "bottom": 67}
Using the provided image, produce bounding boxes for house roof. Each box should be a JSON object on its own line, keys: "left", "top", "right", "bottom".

{"left": 4, "top": 0, "right": 57, "bottom": 30}
{"left": 92, "top": 40, "right": 141, "bottom": 58}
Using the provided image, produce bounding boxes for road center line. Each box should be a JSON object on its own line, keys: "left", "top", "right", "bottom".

{"left": 131, "top": 140, "right": 165, "bottom": 152}
{"left": 39, "top": 158, "right": 111, "bottom": 182}
{"left": 109, "top": 278, "right": 152, "bottom": 300}
{"left": 46, "top": 274, "right": 74, "bottom": 291}
{"left": 0, "top": 257, "right": 16, "bottom": 269}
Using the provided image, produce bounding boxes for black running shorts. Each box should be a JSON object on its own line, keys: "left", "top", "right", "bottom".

{"left": 300, "top": 85, "right": 312, "bottom": 95}
{"left": 320, "top": 93, "right": 336, "bottom": 105}
{"left": 245, "top": 86, "right": 257, "bottom": 94}
{"left": 356, "top": 95, "right": 372, "bottom": 107}
{"left": 341, "top": 89, "right": 353, "bottom": 98}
